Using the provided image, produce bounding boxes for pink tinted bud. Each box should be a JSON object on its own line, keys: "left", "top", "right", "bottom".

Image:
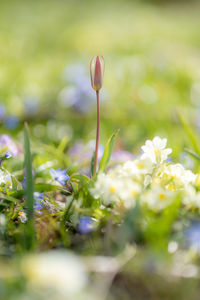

{"left": 90, "top": 56, "right": 105, "bottom": 91}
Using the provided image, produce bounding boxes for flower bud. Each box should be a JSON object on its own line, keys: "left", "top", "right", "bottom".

{"left": 90, "top": 56, "right": 105, "bottom": 91}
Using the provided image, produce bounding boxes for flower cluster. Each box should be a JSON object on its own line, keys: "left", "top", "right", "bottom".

{"left": 90, "top": 136, "right": 199, "bottom": 212}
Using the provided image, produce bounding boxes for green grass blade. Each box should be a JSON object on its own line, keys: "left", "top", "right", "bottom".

{"left": 184, "top": 148, "right": 200, "bottom": 161}
{"left": 24, "top": 123, "right": 35, "bottom": 250}
{"left": 178, "top": 113, "right": 200, "bottom": 155}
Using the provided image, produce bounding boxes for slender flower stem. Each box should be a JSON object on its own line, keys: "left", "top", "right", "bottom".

{"left": 93, "top": 90, "right": 100, "bottom": 177}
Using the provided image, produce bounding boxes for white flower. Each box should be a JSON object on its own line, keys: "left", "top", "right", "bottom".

{"left": 118, "top": 180, "right": 141, "bottom": 209}
{"left": 90, "top": 172, "right": 120, "bottom": 205}
{"left": 183, "top": 185, "right": 200, "bottom": 209}
{"left": 18, "top": 211, "right": 27, "bottom": 223}
{"left": 119, "top": 157, "right": 153, "bottom": 178}
{"left": 90, "top": 171, "right": 141, "bottom": 208}
{"left": 0, "top": 169, "right": 12, "bottom": 188}
{"left": 184, "top": 170, "right": 197, "bottom": 185}
{"left": 141, "top": 185, "right": 174, "bottom": 211}
{"left": 141, "top": 136, "right": 172, "bottom": 164}
{"left": 161, "top": 164, "right": 197, "bottom": 189}
{"left": 21, "top": 251, "right": 88, "bottom": 296}
{"left": 91, "top": 136, "right": 198, "bottom": 212}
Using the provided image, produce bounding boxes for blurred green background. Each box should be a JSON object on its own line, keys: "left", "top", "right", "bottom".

{"left": 0, "top": 0, "right": 200, "bottom": 159}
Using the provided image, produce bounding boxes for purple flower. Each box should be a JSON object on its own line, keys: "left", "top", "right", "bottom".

{"left": 59, "top": 63, "right": 107, "bottom": 114}
{"left": 0, "top": 135, "right": 18, "bottom": 157}
{"left": 111, "top": 150, "right": 134, "bottom": 163}
{"left": 50, "top": 168, "right": 69, "bottom": 186}
{"left": 70, "top": 140, "right": 104, "bottom": 162}
{"left": 69, "top": 140, "right": 104, "bottom": 176}
{"left": 186, "top": 223, "right": 200, "bottom": 252}
{"left": 78, "top": 216, "right": 94, "bottom": 234}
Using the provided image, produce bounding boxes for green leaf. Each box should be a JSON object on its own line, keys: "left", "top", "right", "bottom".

{"left": 0, "top": 192, "right": 20, "bottom": 203}
{"left": 24, "top": 123, "right": 35, "bottom": 250}
{"left": 11, "top": 176, "right": 18, "bottom": 191}
{"left": 98, "top": 129, "right": 119, "bottom": 172}
{"left": 11, "top": 184, "right": 71, "bottom": 199}
{"left": 57, "top": 136, "right": 68, "bottom": 154}
{"left": 62, "top": 197, "right": 74, "bottom": 225}
{"left": 71, "top": 174, "right": 90, "bottom": 186}
{"left": 34, "top": 183, "right": 70, "bottom": 193}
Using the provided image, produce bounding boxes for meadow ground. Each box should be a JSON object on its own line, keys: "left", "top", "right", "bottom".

{"left": 0, "top": 0, "right": 200, "bottom": 299}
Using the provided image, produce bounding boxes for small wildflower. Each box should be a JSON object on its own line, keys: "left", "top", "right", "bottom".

{"left": 90, "top": 56, "right": 105, "bottom": 176}
{"left": 141, "top": 136, "right": 172, "bottom": 164}
{"left": 141, "top": 185, "right": 174, "bottom": 211}
{"left": 90, "top": 172, "right": 120, "bottom": 205}
{"left": 186, "top": 223, "right": 200, "bottom": 252}
{"left": 119, "top": 157, "right": 153, "bottom": 178}
{"left": 24, "top": 97, "right": 39, "bottom": 116}
{"left": 0, "top": 103, "right": 6, "bottom": 120}
{"left": 162, "top": 163, "right": 196, "bottom": 190}
{"left": 50, "top": 168, "right": 69, "bottom": 186}
{"left": 22, "top": 176, "right": 26, "bottom": 189}
{"left": 34, "top": 192, "right": 46, "bottom": 210}
{"left": 78, "top": 216, "right": 95, "bottom": 234}
{"left": 0, "top": 169, "right": 12, "bottom": 189}
{"left": 18, "top": 211, "right": 27, "bottom": 223}
{"left": 0, "top": 134, "right": 18, "bottom": 157}
{"left": 4, "top": 152, "right": 12, "bottom": 159}
{"left": 59, "top": 63, "right": 100, "bottom": 114}
{"left": 5, "top": 115, "right": 19, "bottom": 130}
{"left": 183, "top": 185, "right": 200, "bottom": 209}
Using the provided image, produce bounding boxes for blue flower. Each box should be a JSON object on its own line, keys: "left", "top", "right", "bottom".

{"left": 34, "top": 192, "right": 45, "bottom": 210}
{"left": 0, "top": 103, "right": 6, "bottom": 120}
{"left": 186, "top": 223, "right": 200, "bottom": 252}
{"left": 22, "top": 177, "right": 26, "bottom": 189}
{"left": 78, "top": 216, "right": 94, "bottom": 234}
{"left": 50, "top": 168, "right": 69, "bottom": 186}
{"left": 5, "top": 115, "right": 19, "bottom": 130}
{"left": 4, "top": 152, "right": 12, "bottom": 159}
{"left": 24, "top": 97, "right": 39, "bottom": 116}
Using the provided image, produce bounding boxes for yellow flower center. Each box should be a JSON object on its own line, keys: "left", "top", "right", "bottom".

{"left": 167, "top": 183, "right": 175, "bottom": 191}
{"left": 159, "top": 193, "right": 166, "bottom": 201}
{"left": 131, "top": 189, "right": 138, "bottom": 197}
{"left": 137, "top": 163, "right": 144, "bottom": 169}
{"left": 109, "top": 186, "right": 116, "bottom": 194}
{"left": 18, "top": 212, "right": 22, "bottom": 216}
{"left": 154, "top": 149, "right": 161, "bottom": 156}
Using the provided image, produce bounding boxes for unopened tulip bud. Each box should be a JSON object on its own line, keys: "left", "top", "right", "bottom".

{"left": 90, "top": 56, "right": 105, "bottom": 91}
